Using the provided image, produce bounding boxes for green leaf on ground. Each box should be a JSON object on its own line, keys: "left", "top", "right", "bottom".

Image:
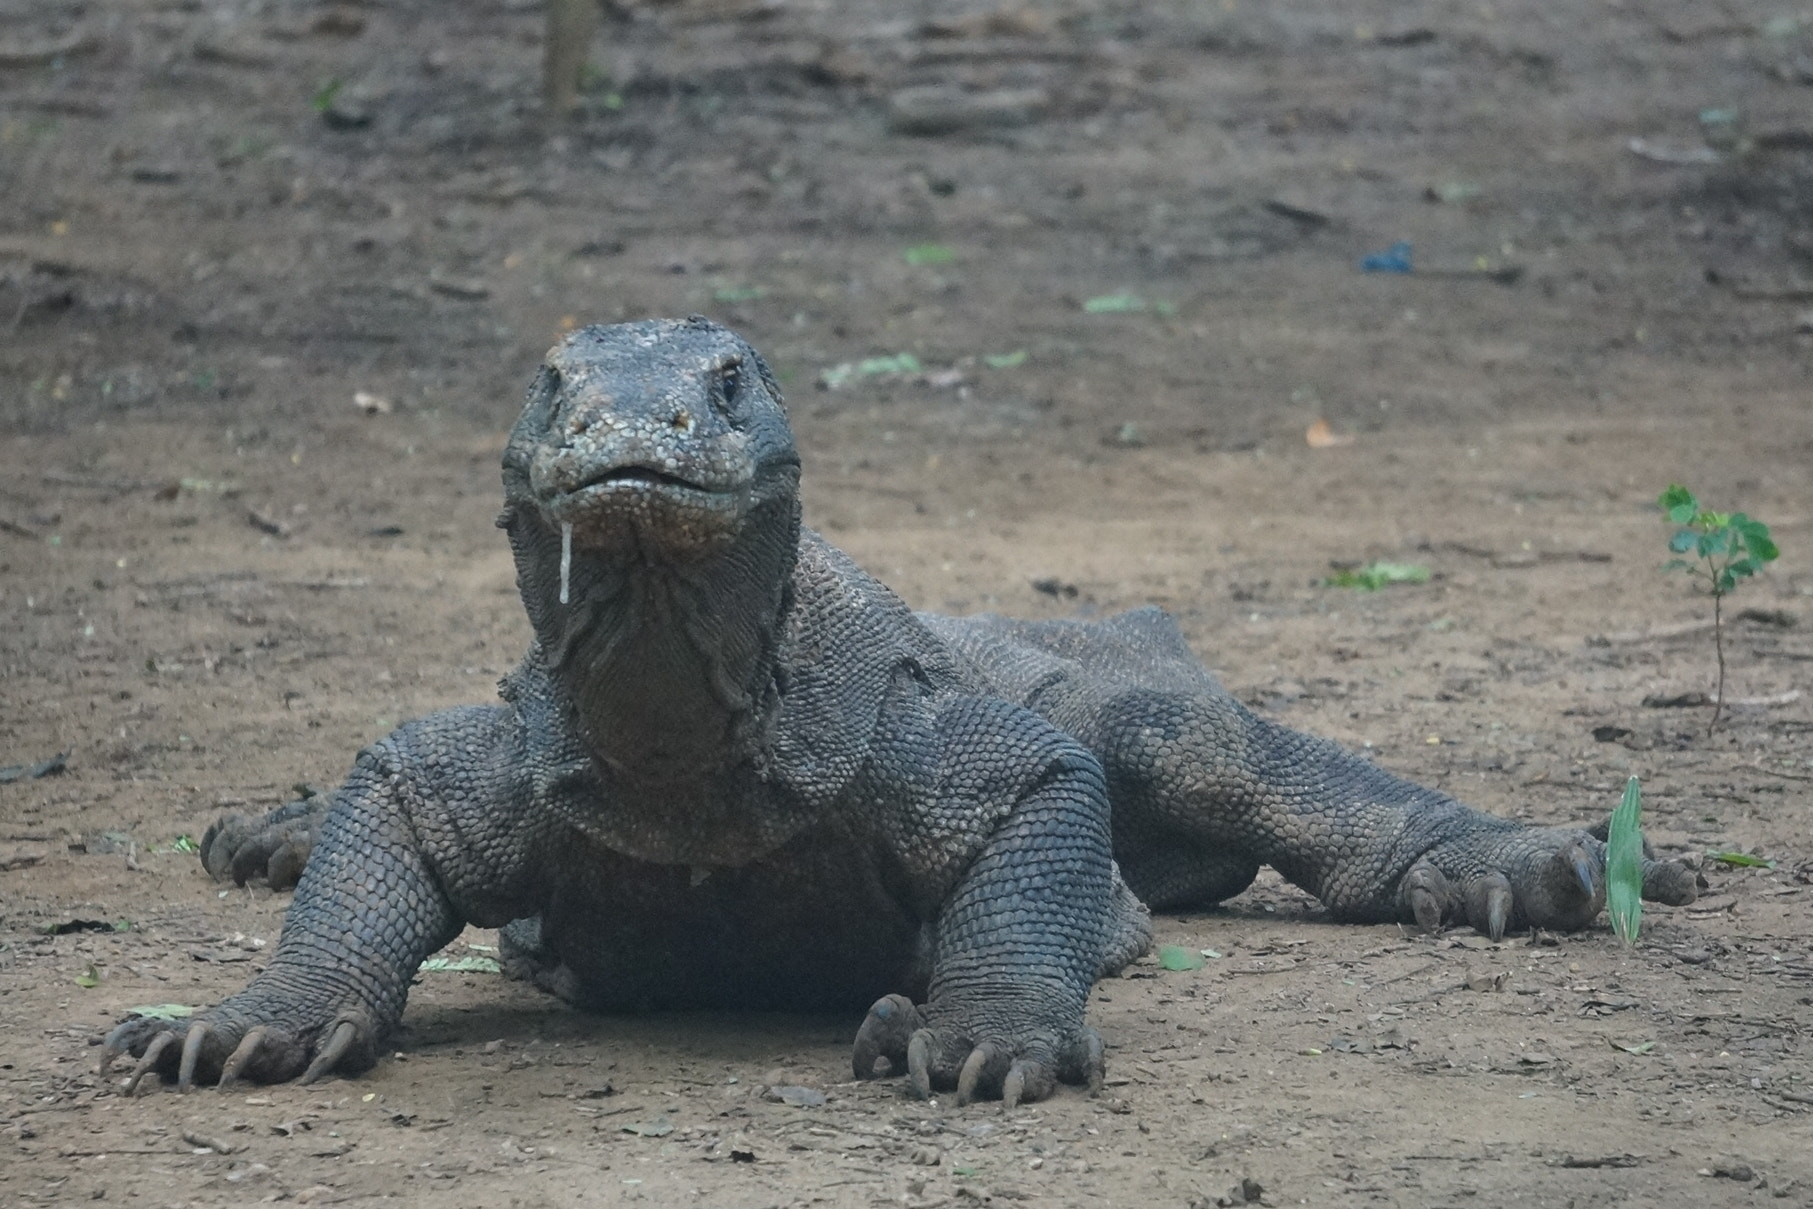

{"left": 1606, "top": 776, "right": 1644, "bottom": 945}
{"left": 1706, "top": 851, "right": 1775, "bottom": 868}
{"left": 1084, "top": 293, "right": 1147, "bottom": 313}
{"left": 819, "top": 353, "right": 924, "bottom": 389}
{"left": 858, "top": 353, "right": 922, "bottom": 376}
{"left": 622, "top": 1117, "right": 674, "bottom": 1137}
{"left": 902, "top": 243, "right": 955, "bottom": 265}
{"left": 1322, "top": 561, "right": 1430, "bottom": 590}
{"left": 1157, "top": 944, "right": 1206, "bottom": 971}
{"left": 1081, "top": 293, "right": 1175, "bottom": 316}
{"left": 983, "top": 349, "right": 1028, "bottom": 369}
{"left": 128, "top": 1004, "right": 197, "bottom": 1021}
{"left": 419, "top": 955, "right": 502, "bottom": 973}
{"left": 75, "top": 964, "right": 100, "bottom": 989}
{"left": 712, "top": 286, "right": 765, "bottom": 303}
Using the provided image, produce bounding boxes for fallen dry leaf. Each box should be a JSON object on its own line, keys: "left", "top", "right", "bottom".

{"left": 1306, "top": 418, "right": 1356, "bottom": 448}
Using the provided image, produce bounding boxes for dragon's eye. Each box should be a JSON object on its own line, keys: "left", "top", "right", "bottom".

{"left": 720, "top": 364, "right": 741, "bottom": 406}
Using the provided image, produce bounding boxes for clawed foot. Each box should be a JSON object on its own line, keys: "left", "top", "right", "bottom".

{"left": 200, "top": 797, "right": 328, "bottom": 888}
{"left": 851, "top": 993, "right": 1103, "bottom": 1108}
{"left": 1397, "top": 826, "right": 1699, "bottom": 941}
{"left": 100, "top": 1008, "right": 377, "bottom": 1093}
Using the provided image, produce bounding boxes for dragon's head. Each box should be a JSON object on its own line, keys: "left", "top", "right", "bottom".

{"left": 503, "top": 316, "right": 800, "bottom": 564}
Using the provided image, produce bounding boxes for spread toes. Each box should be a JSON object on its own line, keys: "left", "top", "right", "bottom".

{"left": 866, "top": 1012, "right": 1099, "bottom": 1106}
{"left": 101, "top": 1009, "right": 372, "bottom": 1092}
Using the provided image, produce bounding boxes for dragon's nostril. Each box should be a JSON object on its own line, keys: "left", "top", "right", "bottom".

{"left": 671, "top": 409, "right": 694, "bottom": 432}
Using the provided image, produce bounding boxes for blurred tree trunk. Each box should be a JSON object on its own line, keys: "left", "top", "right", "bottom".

{"left": 544, "top": 0, "right": 599, "bottom": 113}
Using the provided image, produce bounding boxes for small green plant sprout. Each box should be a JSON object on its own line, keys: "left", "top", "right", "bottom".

{"left": 1322, "top": 560, "right": 1430, "bottom": 590}
{"left": 310, "top": 77, "right": 344, "bottom": 115}
{"left": 1658, "top": 484, "right": 1780, "bottom": 734}
{"left": 1605, "top": 776, "right": 1644, "bottom": 945}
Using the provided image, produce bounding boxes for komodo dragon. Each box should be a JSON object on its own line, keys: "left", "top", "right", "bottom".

{"left": 104, "top": 316, "right": 1697, "bottom": 1104}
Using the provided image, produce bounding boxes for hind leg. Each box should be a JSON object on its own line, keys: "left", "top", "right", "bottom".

{"left": 1112, "top": 839, "right": 1260, "bottom": 913}
{"left": 498, "top": 916, "right": 587, "bottom": 1005}
{"left": 1067, "top": 686, "right": 1695, "bottom": 938}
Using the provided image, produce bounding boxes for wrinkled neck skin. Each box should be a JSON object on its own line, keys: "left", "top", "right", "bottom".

{"left": 506, "top": 484, "right": 802, "bottom": 791}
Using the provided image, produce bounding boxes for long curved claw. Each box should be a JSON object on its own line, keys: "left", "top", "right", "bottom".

{"left": 955, "top": 1041, "right": 1009, "bottom": 1107}
{"left": 851, "top": 993, "right": 921, "bottom": 1080}
{"left": 1568, "top": 846, "right": 1596, "bottom": 898}
{"left": 1466, "top": 872, "right": 1515, "bottom": 942}
{"left": 1077, "top": 1027, "right": 1105, "bottom": 1096}
{"left": 124, "top": 1031, "right": 182, "bottom": 1094}
{"left": 1002, "top": 1058, "right": 1055, "bottom": 1110}
{"left": 1398, "top": 861, "right": 1454, "bottom": 933}
{"left": 200, "top": 814, "right": 257, "bottom": 882}
{"left": 177, "top": 1023, "right": 212, "bottom": 1092}
{"left": 299, "top": 1020, "right": 358, "bottom": 1085}
{"left": 263, "top": 840, "right": 311, "bottom": 891}
{"left": 218, "top": 1025, "right": 273, "bottom": 1089}
{"left": 906, "top": 1030, "right": 935, "bottom": 1100}
{"left": 229, "top": 836, "right": 280, "bottom": 888}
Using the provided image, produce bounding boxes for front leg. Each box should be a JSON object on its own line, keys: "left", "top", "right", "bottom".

{"left": 853, "top": 701, "right": 1141, "bottom": 1106}
{"left": 102, "top": 710, "right": 518, "bottom": 1089}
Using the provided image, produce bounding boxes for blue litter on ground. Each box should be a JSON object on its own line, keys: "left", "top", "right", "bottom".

{"left": 1360, "top": 241, "right": 1413, "bottom": 273}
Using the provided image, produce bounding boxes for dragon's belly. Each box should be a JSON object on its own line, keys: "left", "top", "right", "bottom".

{"left": 530, "top": 827, "right": 929, "bottom": 1012}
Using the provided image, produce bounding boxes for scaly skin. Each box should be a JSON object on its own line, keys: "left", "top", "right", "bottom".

{"left": 107, "top": 317, "right": 1698, "bottom": 1102}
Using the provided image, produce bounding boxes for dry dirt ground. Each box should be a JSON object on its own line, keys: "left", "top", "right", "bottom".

{"left": 4, "top": 0, "right": 1813, "bottom": 1205}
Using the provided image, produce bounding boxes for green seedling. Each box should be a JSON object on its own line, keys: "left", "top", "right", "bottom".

{"left": 1322, "top": 561, "right": 1430, "bottom": 590}
{"left": 310, "top": 77, "right": 344, "bottom": 114}
{"left": 1658, "top": 484, "right": 1780, "bottom": 734}
{"left": 1605, "top": 776, "right": 1643, "bottom": 945}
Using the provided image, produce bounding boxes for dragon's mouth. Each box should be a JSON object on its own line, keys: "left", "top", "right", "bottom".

{"left": 538, "top": 462, "right": 750, "bottom": 557}
{"left": 572, "top": 464, "right": 728, "bottom": 496}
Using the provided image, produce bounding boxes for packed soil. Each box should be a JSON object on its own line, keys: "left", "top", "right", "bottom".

{"left": 4, "top": 0, "right": 1813, "bottom": 1205}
